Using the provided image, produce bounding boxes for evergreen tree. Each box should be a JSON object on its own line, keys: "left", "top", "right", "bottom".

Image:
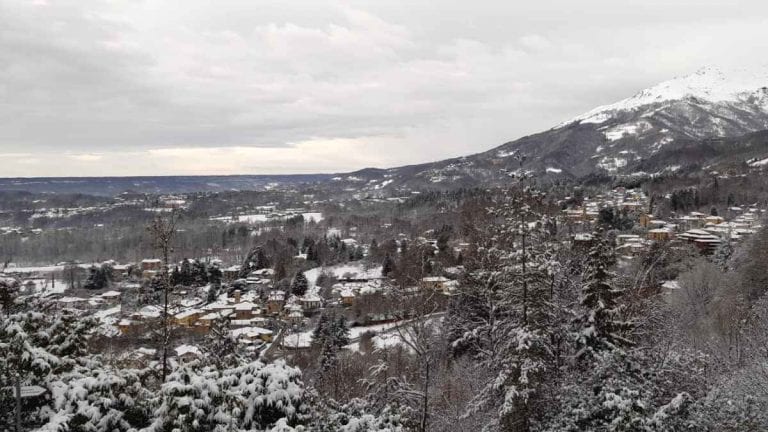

{"left": 192, "top": 260, "right": 208, "bottom": 286}
{"left": 179, "top": 258, "right": 193, "bottom": 286}
{"left": 452, "top": 185, "right": 559, "bottom": 430}
{"left": 203, "top": 317, "right": 240, "bottom": 368}
{"left": 84, "top": 264, "right": 111, "bottom": 290}
{"left": 239, "top": 247, "right": 270, "bottom": 278}
{"left": 0, "top": 276, "right": 19, "bottom": 315}
{"left": 382, "top": 254, "right": 395, "bottom": 277}
{"left": 573, "top": 229, "right": 633, "bottom": 361}
{"left": 208, "top": 264, "right": 222, "bottom": 290}
{"left": 291, "top": 272, "right": 309, "bottom": 297}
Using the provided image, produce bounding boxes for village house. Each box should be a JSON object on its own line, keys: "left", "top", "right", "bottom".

{"left": 99, "top": 290, "right": 122, "bottom": 303}
{"left": 421, "top": 276, "right": 450, "bottom": 291}
{"left": 174, "top": 345, "right": 202, "bottom": 362}
{"left": 340, "top": 289, "right": 356, "bottom": 306}
{"left": 196, "top": 309, "right": 234, "bottom": 330}
{"left": 140, "top": 259, "right": 162, "bottom": 279}
{"left": 231, "top": 326, "right": 274, "bottom": 345}
{"left": 648, "top": 227, "right": 674, "bottom": 242}
{"left": 234, "top": 301, "right": 260, "bottom": 320}
{"left": 283, "top": 304, "right": 305, "bottom": 325}
{"left": 677, "top": 229, "right": 722, "bottom": 253}
{"left": 300, "top": 293, "right": 322, "bottom": 312}
{"left": 222, "top": 265, "right": 241, "bottom": 281}
{"left": 174, "top": 309, "right": 203, "bottom": 327}
{"left": 266, "top": 290, "right": 285, "bottom": 315}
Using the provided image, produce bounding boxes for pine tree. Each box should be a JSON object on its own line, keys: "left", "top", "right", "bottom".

{"left": 0, "top": 276, "right": 19, "bottom": 315}
{"left": 291, "top": 272, "right": 309, "bottom": 297}
{"left": 179, "top": 258, "right": 193, "bottom": 286}
{"left": 84, "top": 264, "right": 111, "bottom": 290}
{"left": 192, "top": 260, "right": 209, "bottom": 286}
{"left": 382, "top": 254, "right": 395, "bottom": 277}
{"left": 203, "top": 317, "right": 240, "bottom": 368}
{"left": 451, "top": 185, "right": 559, "bottom": 430}
{"left": 239, "top": 247, "right": 270, "bottom": 278}
{"left": 573, "top": 229, "right": 633, "bottom": 361}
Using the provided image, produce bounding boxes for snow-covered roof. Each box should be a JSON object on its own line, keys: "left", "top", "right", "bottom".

{"left": 301, "top": 294, "right": 322, "bottom": 302}
{"left": 174, "top": 309, "right": 203, "bottom": 319}
{"left": 422, "top": 276, "right": 449, "bottom": 282}
{"left": 231, "top": 326, "right": 273, "bottom": 338}
{"left": 234, "top": 301, "right": 259, "bottom": 310}
{"left": 174, "top": 345, "right": 202, "bottom": 357}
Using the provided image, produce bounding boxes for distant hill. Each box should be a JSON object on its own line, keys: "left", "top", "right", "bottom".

{"left": 6, "top": 66, "right": 768, "bottom": 195}
{"left": 0, "top": 174, "right": 332, "bottom": 195}
{"left": 330, "top": 66, "right": 768, "bottom": 191}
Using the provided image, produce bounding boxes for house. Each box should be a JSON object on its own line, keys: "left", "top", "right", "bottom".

{"left": 571, "top": 233, "right": 595, "bottom": 250}
{"left": 300, "top": 294, "right": 322, "bottom": 312}
{"left": 283, "top": 304, "right": 304, "bottom": 324}
{"left": 140, "top": 259, "right": 162, "bottom": 280}
{"left": 141, "top": 259, "right": 162, "bottom": 272}
{"left": 174, "top": 309, "right": 203, "bottom": 327}
{"left": 677, "top": 229, "right": 722, "bottom": 253}
{"left": 111, "top": 264, "right": 133, "bottom": 280}
{"left": 174, "top": 344, "right": 202, "bottom": 362}
{"left": 441, "top": 280, "right": 459, "bottom": 295}
{"left": 421, "top": 276, "right": 450, "bottom": 291}
{"left": 99, "top": 290, "right": 122, "bottom": 303}
{"left": 231, "top": 326, "right": 274, "bottom": 344}
{"left": 222, "top": 265, "right": 241, "bottom": 281}
{"left": 234, "top": 301, "right": 260, "bottom": 320}
{"left": 648, "top": 228, "right": 674, "bottom": 242}
{"left": 266, "top": 291, "right": 285, "bottom": 315}
{"left": 197, "top": 309, "right": 233, "bottom": 328}
{"left": 122, "top": 347, "right": 157, "bottom": 367}
{"left": 340, "top": 289, "right": 356, "bottom": 306}
{"left": 118, "top": 319, "right": 133, "bottom": 334}
{"left": 705, "top": 216, "right": 725, "bottom": 225}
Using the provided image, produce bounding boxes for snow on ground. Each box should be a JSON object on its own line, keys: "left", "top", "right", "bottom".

{"left": 346, "top": 315, "right": 445, "bottom": 352}
{"left": 749, "top": 156, "right": 768, "bottom": 166}
{"left": 94, "top": 305, "right": 122, "bottom": 337}
{"left": 597, "top": 156, "right": 628, "bottom": 172}
{"left": 559, "top": 66, "right": 768, "bottom": 126}
{"left": 373, "top": 179, "right": 394, "bottom": 189}
{"left": 603, "top": 121, "right": 650, "bottom": 141}
{"left": 211, "top": 212, "right": 323, "bottom": 224}
{"left": 282, "top": 331, "right": 313, "bottom": 349}
{"left": 348, "top": 321, "right": 400, "bottom": 340}
{"left": 2, "top": 263, "right": 100, "bottom": 274}
{"left": 545, "top": 167, "right": 562, "bottom": 174}
{"left": 303, "top": 262, "right": 383, "bottom": 292}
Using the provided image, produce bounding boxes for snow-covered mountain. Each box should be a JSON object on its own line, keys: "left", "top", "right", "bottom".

{"left": 559, "top": 66, "right": 768, "bottom": 142}
{"left": 337, "top": 66, "right": 768, "bottom": 191}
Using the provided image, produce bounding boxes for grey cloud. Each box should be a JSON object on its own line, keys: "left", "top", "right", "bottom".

{"left": 1, "top": 0, "right": 768, "bottom": 175}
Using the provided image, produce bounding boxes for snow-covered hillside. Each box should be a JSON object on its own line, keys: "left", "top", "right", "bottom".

{"left": 563, "top": 66, "right": 768, "bottom": 126}
{"left": 332, "top": 66, "right": 768, "bottom": 187}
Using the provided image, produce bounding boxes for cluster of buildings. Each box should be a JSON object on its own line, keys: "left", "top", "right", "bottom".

{"left": 639, "top": 207, "right": 763, "bottom": 253}
{"left": 563, "top": 187, "right": 764, "bottom": 257}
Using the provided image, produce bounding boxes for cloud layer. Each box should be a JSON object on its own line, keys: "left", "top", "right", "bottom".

{"left": 1, "top": 0, "right": 768, "bottom": 176}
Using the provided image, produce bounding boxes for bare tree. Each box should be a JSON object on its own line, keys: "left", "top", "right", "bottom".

{"left": 146, "top": 210, "right": 179, "bottom": 382}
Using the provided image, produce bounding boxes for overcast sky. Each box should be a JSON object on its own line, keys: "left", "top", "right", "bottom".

{"left": 2, "top": 0, "right": 768, "bottom": 177}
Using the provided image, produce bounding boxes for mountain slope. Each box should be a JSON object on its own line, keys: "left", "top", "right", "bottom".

{"left": 341, "top": 66, "right": 768, "bottom": 192}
